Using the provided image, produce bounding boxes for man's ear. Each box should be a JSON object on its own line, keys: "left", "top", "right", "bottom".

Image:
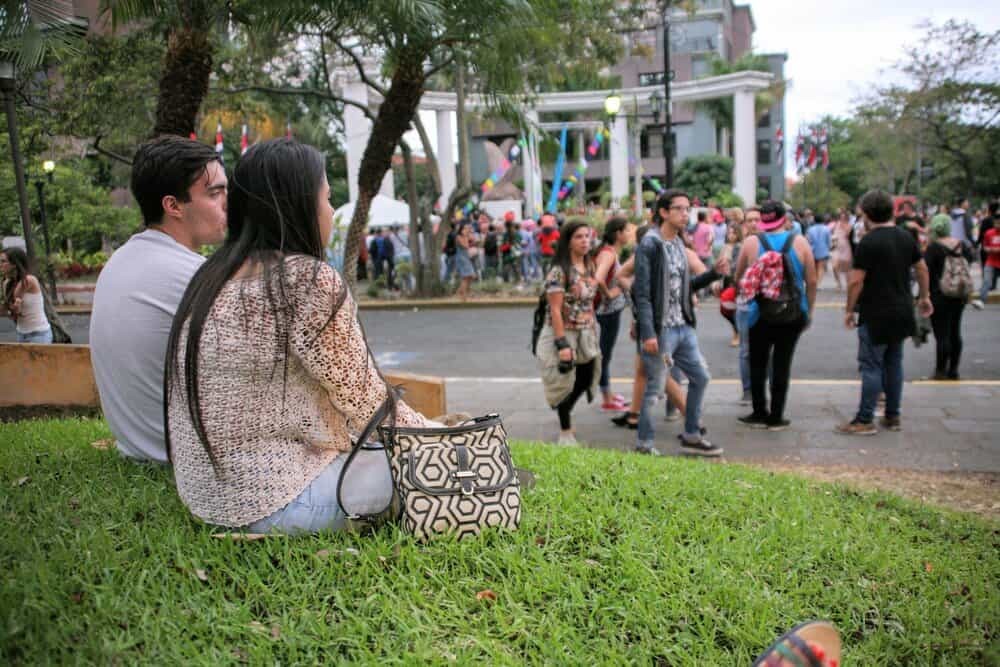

{"left": 161, "top": 195, "right": 183, "bottom": 222}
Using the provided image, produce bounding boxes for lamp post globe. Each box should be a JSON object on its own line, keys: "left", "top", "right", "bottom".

{"left": 603, "top": 93, "right": 621, "bottom": 117}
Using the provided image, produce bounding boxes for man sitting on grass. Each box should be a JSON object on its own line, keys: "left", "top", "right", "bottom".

{"left": 90, "top": 136, "right": 228, "bottom": 463}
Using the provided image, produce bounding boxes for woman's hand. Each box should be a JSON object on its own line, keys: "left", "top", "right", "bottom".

{"left": 558, "top": 347, "right": 573, "bottom": 363}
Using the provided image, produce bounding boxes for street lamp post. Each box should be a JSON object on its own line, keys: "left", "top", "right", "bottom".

{"left": 0, "top": 60, "right": 38, "bottom": 264}
{"left": 35, "top": 160, "right": 58, "bottom": 300}
{"left": 662, "top": 9, "right": 674, "bottom": 188}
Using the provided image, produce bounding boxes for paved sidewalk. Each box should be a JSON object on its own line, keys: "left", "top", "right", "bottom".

{"left": 446, "top": 379, "right": 1000, "bottom": 473}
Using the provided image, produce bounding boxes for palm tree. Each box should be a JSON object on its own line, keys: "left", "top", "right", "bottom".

{"left": 100, "top": 0, "right": 233, "bottom": 137}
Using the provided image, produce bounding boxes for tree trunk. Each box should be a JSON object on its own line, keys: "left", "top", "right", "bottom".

{"left": 401, "top": 140, "right": 422, "bottom": 294}
{"left": 154, "top": 25, "right": 213, "bottom": 137}
{"left": 342, "top": 53, "right": 428, "bottom": 292}
{"left": 455, "top": 55, "right": 471, "bottom": 189}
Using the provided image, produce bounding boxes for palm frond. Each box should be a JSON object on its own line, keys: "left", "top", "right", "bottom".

{"left": 0, "top": 0, "right": 85, "bottom": 70}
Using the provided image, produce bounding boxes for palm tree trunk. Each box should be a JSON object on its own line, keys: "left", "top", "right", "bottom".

{"left": 154, "top": 26, "right": 213, "bottom": 136}
{"left": 343, "top": 53, "right": 427, "bottom": 291}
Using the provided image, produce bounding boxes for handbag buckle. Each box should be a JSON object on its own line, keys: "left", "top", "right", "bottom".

{"left": 452, "top": 470, "right": 476, "bottom": 479}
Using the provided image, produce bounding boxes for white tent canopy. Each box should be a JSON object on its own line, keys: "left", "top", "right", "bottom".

{"left": 334, "top": 194, "right": 410, "bottom": 230}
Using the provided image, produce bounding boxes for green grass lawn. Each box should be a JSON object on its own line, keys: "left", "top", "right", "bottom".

{"left": 1, "top": 418, "right": 997, "bottom": 665}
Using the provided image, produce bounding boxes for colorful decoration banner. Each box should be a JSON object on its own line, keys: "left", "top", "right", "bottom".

{"left": 546, "top": 125, "right": 569, "bottom": 213}
{"left": 557, "top": 127, "right": 610, "bottom": 202}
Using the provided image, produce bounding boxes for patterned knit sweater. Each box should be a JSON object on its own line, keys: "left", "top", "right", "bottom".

{"left": 168, "top": 257, "right": 428, "bottom": 527}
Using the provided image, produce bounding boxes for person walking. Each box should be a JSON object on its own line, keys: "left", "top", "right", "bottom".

{"left": 593, "top": 216, "right": 636, "bottom": 411}
{"left": 924, "top": 216, "right": 974, "bottom": 379}
{"left": 837, "top": 190, "right": 933, "bottom": 435}
{"left": 971, "top": 202, "right": 999, "bottom": 309}
{"left": 830, "top": 210, "right": 853, "bottom": 290}
{"left": 454, "top": 223, "right": 477, "bottom": 300}
{"left": 806, "top": 215, "right": 832, "bottom": 287}
{"left": 536, "top": 219, "right": 601, "bottom": 445}
{"left": 0, "top": 247, "right": 53, "bottom": 344}
{"left": 537, "top": 214, "right": 560, "bottom": 275}
{"left": 735, "top": 201, "right": 817, "bottom": 431}
{"left": 719, "top": 222, "right": 745, "bottom": 347}
{"left": 632, "top": 190, "right": 726, "bottom": 456}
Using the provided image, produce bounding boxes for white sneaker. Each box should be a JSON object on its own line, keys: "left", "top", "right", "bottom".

{"left": 971, "top": 299, "right": 985, "bottom": 310}
{"left": 557, "top": 432, "right": 578, "bottom": 446}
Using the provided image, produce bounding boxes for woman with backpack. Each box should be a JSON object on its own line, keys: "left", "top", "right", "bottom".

{"left": 535, "top": 219, "right": 601, "bottom": 445}
{"left": 593, "top": 217, "right": 636, "bottom": 412}
{"left": 734, "top": 201, "right": 817, "bottom": 431}
{"left": 924, "top": 216, "right": 974, "bottom": 380}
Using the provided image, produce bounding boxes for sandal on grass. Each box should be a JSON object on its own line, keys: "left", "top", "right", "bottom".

{"left": 752, "top": 620, "right": 841, "bottom": 667}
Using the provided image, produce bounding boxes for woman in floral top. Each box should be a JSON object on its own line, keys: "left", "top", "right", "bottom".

{"left": 536, "top": 219, "right": 601, "bottom": 445}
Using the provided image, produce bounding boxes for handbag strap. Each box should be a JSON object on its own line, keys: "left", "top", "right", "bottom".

{"left": 335, "top": 299, "right": 400, "bottom": 522}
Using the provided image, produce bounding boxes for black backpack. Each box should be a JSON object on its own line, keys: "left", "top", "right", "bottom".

{"left": 484, "top": 232, "right": 498, "bottom": 255}
{"left": 530, "top": 267, "right": 568, "bottom": 355}
{"left": 444, "top": 230, "right": 457, "bottom": 257}
{"left": 756, "top": 233, "right": 803, "bottom": 325}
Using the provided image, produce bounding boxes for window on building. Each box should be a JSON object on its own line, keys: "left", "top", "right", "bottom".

{"left": 757, "top": 139, "right": 771, "bottom": 165}
{"left": 758, "top": 175, "right": 771, "bottom": 197}
{"left": 757, "top": 110, "right": 771, "bottom": 128}
{"left": 638, "top": 72, "right": 665, "bottom": 87}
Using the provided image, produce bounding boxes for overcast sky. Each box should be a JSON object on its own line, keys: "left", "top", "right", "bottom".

{"left": 750, "top": 0, "right": 1000, "bottom": 176}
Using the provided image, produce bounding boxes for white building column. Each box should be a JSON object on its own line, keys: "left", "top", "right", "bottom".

{"left": 732, "top": 88, "right": 756, "bottom": 206}
{"left": 523, "top": 109, "right": 541, "bottom": 219}
{"left": 609, "top": 113, "right": 629, "bottom": 209}
{"left": 435, "top": 109, "right": 456, "bottom": 210}
{"left": 633, "top": 122, "right": 643, "bottom": 218}
{"left": 342, "top": 81, "right": 369, "bottom": 204}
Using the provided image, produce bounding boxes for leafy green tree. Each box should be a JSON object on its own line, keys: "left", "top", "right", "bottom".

{"left": 788, "top": 170, "right": 850, "bottom": 215}
{"left": 674, "top": 154, "right": 733, "bottom": 203}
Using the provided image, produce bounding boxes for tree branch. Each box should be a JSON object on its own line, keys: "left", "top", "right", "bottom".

{"left": 329, "top": 35, "right": 387, "bottom": 96}
{"left": 93, "top": 135, "right": 133, "bottom": 165}
{"left": 423, "top": 55, "right": 455, "bottom": 80}
{"left": 216, "top": 85, "right": 375, "bottom": 121}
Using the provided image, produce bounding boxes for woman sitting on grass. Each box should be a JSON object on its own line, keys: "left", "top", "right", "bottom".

{"left": 164, "top": 139, "right": 433, "bottom": 535}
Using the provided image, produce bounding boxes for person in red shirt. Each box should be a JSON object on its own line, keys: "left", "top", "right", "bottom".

{"left": 974, "top": 202, "right": 1000, "bottom": 308}
{"left": 537, "top": 213, "right": 561, "bottom": 274}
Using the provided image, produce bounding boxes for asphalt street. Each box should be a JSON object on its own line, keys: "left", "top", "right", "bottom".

{"left": 15, "top": 298, "right": 997, "bottom": 381}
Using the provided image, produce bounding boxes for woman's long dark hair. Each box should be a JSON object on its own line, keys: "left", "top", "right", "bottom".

{"left": 553, "top": 218, "right": 595, "bottom": 284}
{"left": 164, "top": 139, "right": 340, "bottom": 465}
{"left": 1, "top": 247, "right": 31, "bottom": 309}
{"left": 600, "top": 217, "right": 629, "bottom": 248}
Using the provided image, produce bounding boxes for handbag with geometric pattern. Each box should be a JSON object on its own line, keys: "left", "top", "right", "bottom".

{"left": 337, "top": 395, "right": 522, "bottom": 541}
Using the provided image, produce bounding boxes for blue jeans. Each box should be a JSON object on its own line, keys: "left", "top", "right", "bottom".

{"left": 981, "top": 264, "right": 997, "bottom": 302}
{"left": 245, "top": 447, "right": 393, "bottom": 535}
{"left": 855, "top": 324, "right": 903, "bottom": 423}
{"left": 16, "top": 328, "right": 52, "bottom": 343}
{"left": 736, "top": 307, "right": 751, "bottom": 393}
{"left": 638, "top": 324, "right": 711, "bottom": 447}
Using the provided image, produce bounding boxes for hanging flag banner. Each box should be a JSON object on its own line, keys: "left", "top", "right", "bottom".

{"left": 215, "top": 121, "right": 224, "bottom": 155}
{"left": 794, "top": 131, "right": 805, "bottom": 174}
{"left": 775, "top": 127, "right": 784, "bottom": 166}
{"left": 546, "top": 125, "right": 569, "bottom": 213}
{"left": 557, "top": 127, "right": 610, "bottom": 201}
{"left": 819, "top": 126, "right": 830, "bottom": 169}
{"left": 806, "top": 127, "right": 819, "bottom": 170}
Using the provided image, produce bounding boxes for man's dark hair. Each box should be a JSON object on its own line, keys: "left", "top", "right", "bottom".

{"left": 697, "top": 210, "right": 707, "bottom": 222}
{"left": 859, "top": 189, "right": 894, "bottom": 224}
{"left": 130, "top": 135, "right": 222, "bottom": 226}
{"left": 989, "top": 201, "right": 999, "bottom": 217}
{"left": 654, "top": 189, "right": 689, "bottom": 222}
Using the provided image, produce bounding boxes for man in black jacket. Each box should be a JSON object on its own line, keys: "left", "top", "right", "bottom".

{"left": 632, "top": 189, "right": 728, "bottom": 456}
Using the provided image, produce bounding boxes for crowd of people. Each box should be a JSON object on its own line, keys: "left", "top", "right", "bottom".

{"left": 531, "top": 190, "right": 999, "bottom": 452}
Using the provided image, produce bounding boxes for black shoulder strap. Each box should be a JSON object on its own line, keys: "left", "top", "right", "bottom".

{"left": 779, "top": 232, "right": 797, "bottom": 255}
{"left": 757, "top": 233, "right": 773, "bottom": 252}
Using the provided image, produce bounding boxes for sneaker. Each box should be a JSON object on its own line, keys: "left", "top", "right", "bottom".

{"left": 679, "top": 438, "right": 723, "bottom": 457}
{"left": 664, "top": 408, "right": 681, "bottom": 422}
{"left": 880, "top": 416, "right": 901, "bottom": 432}
{"left": 611, "top": 412, "right": 637, "bottom": 428}
{"left": 634, "top": 444, "right": 663, "bottom": 456}
{"left": 835, "top": 419, "right": 878, "bottom": 436}
{"left": 766, "top": 419, "right": 791, "bottom": 432}
{"left": 738, "top": 413, "right": 770, "bottom": 429}
{"left": 740, "top": 390, "right": 751, "bottom": 405}
{"left": 971, "top": 298, "right": 985, "bottom": 310}
{"left": 557, "top": 432, "right": 578, "bottom": 446}
{"left": 601, "top": 398, "right": 627, "bottom": 412}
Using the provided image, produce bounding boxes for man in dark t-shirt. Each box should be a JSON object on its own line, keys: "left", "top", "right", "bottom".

{"left": 894, "top": 200, "right": 925, "bottom": 245}
{"left": 837, "top": 190, "right": 932, "bottom": 435}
